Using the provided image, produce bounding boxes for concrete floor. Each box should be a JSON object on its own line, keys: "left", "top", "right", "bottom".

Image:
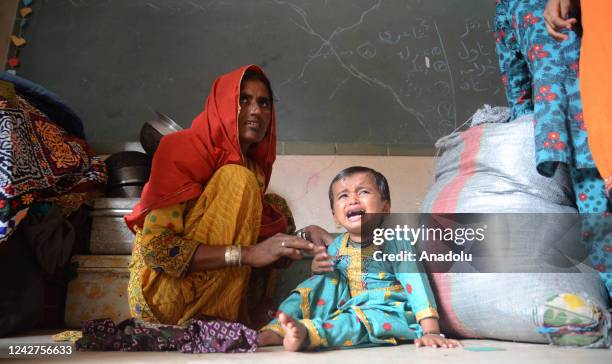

{"left": 0, "top": 331, "right": 610, "bottom": 364}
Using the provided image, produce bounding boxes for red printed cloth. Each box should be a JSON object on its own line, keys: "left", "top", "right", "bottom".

{"left": 0, "top": 90, "right": 106, "bottom": 242}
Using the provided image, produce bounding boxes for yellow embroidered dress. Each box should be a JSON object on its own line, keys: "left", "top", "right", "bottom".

{"left": 262, "top": 233, "right": 438, "bottom": 349}
{"left": 128, "top": 161, "right": 272, "bottom": 326}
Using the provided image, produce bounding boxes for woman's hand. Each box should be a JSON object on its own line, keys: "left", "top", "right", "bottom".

{"left": 242, "top": 233, "right": 314, "bottom": 268}
{"left": 302, "top": 225, "right": 334, "bottom": 246}
{"left": 544, "top": 0, "right": 579, "bottom": 41}
{"left": 311, "top": 245, "right": 334, "bottom": 274}
{"left": 415, "top": 334, "right": 461, "bottom": 349}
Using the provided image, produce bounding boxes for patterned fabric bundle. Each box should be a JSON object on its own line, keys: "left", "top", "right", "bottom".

{"left": 536, "top": 293, "right": 610, "bottom": 348}
{"left": 76, "top": 318, "right": 258, "bottom": 353}
{"left": 427, "top": 273, "right": 609, "bottom": 344}
{"left": 0, "top": 81, "right": 107, "bottom": 242}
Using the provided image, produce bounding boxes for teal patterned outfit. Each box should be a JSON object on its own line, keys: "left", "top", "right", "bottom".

{"left": 262, "top": 233, "right": 438, "bottom": 350}
{"left": 494, "top": 0, "right": 611, "bottom": 297}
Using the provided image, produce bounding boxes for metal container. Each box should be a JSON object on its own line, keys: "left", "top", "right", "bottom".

{"left": 89, "top": 198, "right": 138, "bottom": 254}
{"left": 64, "top": 255, "right": 131, "bottom": 328}
{"left": 104, "top": 151, "right": 151, "bottom": 188}
{"left": 140, "top": 112, "right": 183, "bottom": 156}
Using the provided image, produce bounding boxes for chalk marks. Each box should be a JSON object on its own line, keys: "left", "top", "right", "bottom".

{"left": 357, "top": 42, "right": 377, "bottom": 59}
{"left": 433, "top": 20, "right": 457, "bottom": 127}
{"left": 271, "top": 0, "right": 503, "bottom": 142}
{"left": 273, "top": 0, "right": 434, "bottom": 140}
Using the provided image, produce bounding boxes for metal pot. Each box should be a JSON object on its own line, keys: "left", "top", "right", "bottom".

{"left": 104, "top": 151, "right": 151, "bottom": 187}
{"left": 140, "top": 111, "right": 183, "bottom": 156}
{"left": 106, "top": 184, "right": 144, "bottom": 198}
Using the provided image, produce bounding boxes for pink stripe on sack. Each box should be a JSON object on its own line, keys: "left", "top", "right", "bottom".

{"left": 431, "top": 273, "right": 479, "bottom": 339}
{"left": 429, "top": 125, "right": 484, "bottom": 338}
{"left": 431, "top": 125, "right": 485, "bottom": 213}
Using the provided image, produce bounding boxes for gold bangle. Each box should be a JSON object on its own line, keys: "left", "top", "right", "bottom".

{"left": 225, "top": 245, "right": 242, "bottom": 267}
{"left": 236, "top": 245, "right": 242, "bottom": 267}
{"left": 224, "top": 246, "right": 231, "bottom": 265}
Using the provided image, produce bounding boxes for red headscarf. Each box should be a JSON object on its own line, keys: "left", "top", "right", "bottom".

{"left": 125, "top": 65, "right": 286, "bottom": 240}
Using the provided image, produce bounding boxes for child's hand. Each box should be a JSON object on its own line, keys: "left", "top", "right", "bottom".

{"left": 311, "top": 245, "right": 333, "bottom": 274}
{"left": 416, "top": 318, "right": 460, "bottom": 348}
{"left": 543, "top": 0, "right": 578, "bottom": 41}
{"left": 415, "top": 334, "right": 461, "bottom": 349}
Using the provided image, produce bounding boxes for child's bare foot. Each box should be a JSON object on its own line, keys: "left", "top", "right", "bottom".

{"left": 278, "top": 313, "right": 308, "bottom": 351}
{"left": 256, "top": 330, "right": 283, "bottom": 347}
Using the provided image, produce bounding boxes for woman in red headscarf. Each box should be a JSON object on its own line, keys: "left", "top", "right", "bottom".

{"left": 125, "top": 65, "right": 328, "bottom": 327}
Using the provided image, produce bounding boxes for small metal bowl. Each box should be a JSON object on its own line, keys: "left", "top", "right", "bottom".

{"left": 140, "top": 112, "right": 183, "bottom": 156}
{"left": 104, "top": 151, "right": 151, "bottom": 187}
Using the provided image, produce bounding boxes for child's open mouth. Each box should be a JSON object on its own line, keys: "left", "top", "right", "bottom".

{"left": 346, "top": 209, "right": 365, "bottom": 222}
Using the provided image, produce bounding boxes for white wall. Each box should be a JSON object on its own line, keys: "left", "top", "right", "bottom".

{"left": 268, "top": 155, "right": 436, "bottom": 233}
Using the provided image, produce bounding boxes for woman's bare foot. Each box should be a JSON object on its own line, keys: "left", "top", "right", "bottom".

{"left": 256, "top": 330, "right": 283, "bottom": 347}
{"left": 278, "top": 313, "right": 308, "bottom": 351}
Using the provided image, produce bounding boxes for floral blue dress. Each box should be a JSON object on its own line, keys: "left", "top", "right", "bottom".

{"left": 494, "top": 0, "right": 611, "bottom": 296}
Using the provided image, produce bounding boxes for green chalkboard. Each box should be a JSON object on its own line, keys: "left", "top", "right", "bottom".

{"left": 20, "top": 0, "right": 505, "bottom": 155}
